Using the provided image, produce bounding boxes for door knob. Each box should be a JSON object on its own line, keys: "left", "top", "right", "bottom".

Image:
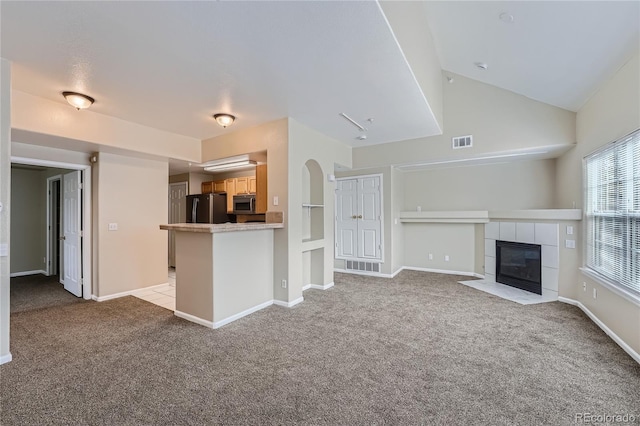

{"left": 351, "top": 215, "right": 357, "bottom": 219}
{"left": 59, "top": 236, "right": 66, "bottom": 241}
{"left": 358, "top": 215, "right": 363, "bottom": 219}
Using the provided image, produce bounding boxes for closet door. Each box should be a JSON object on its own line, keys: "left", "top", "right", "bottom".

{"left": 335, "top": 176, "right": 382, "bottom": 261}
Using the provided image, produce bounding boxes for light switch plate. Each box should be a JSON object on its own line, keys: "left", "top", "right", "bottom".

{"left": 273, "top": 196, "right": 279, "bottom": 206}
{"left": 0, "top": 243, "right": 7, "bottom": 257}
{"left": 566, "top": 225, "right": 574, "bottom": 235}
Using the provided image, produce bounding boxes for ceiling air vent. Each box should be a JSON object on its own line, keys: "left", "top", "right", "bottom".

{"left": 452, "top": 135, "right": 473, "bottom": 149}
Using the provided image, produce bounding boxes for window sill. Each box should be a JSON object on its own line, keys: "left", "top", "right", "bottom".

{"left": 580, "top": 267, "right": 640, "bottom": 308}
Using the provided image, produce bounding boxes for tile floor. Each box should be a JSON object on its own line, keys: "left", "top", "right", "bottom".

{"left": 132, "top": 268, "right": 176, "bottom": 311}
{"left": 458, "top": 279, "right": 557, "bottom": 305}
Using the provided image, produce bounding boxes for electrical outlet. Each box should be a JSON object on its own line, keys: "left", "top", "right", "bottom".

{"left": 428, "top": 253, "right": 433, "bottom": 260}
{"left": 108, "top": 223, "right": 118, "bottom": 231}
{"left": 565, "top": 239, "right": 575, "bottom": 249}
{"left": 43, "top": 257, "right": 46, "bottom": 264}
{"left": 281, "top": 279, "right": 287, "bottom": 289}
{"left": 583, "top": 282, "right": 586, "bottom": 292}
{"left": 593, "top": 288, "right": 597, "bottom": 299}
{"left": 273, "top": 196, "right": 279, "bottom": 206}
{"left": 444, "top": 255, "right": 450, "bottom": 262}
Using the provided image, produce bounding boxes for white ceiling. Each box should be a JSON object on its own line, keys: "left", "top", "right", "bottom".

{"left": 424, "top": 1, "right": 640, "bottom": 112}
{"left": 1, "top": 1, "right": 638, "bottom": 154}
{"left": 1, "top": 1, "right": 440, "bottom": 147}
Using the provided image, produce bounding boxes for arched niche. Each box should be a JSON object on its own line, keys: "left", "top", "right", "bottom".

{"left": 301, "top": 159, "right": 324, "bottom": 242}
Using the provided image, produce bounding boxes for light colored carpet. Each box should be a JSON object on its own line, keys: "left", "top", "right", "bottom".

{"left": 2, "top": 271, "right": 638, "bottom": 425}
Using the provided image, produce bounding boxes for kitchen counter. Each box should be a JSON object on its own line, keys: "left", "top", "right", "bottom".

{"left": 160, "top": 222, "right": 284, "bottom": 233}
{"left": 159, "top": 221, "right": 280, "bottom": 329}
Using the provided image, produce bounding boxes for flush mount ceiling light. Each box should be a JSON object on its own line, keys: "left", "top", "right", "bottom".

{"left": 203, "top": 160, "right": 256, "bottom": 172}
{"left": 62, "top": 91, "right": 95, "bottom": 110}
{"left": 213, "top": 113, "right": 236, "bottom": 128}
{"left": 499, "top": 12, "right": 514, "bottom": 23}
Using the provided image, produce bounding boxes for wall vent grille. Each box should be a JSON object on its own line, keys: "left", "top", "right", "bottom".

{"left": 346, "top": 260, "right": 380, "bottom": 273}
{"left": 452, "top": 135, "right": 473, "bottom": 149}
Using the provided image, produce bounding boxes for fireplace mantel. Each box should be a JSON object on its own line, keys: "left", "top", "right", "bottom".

{"left": 399, "top": 209, "right": 582, "bottom": 223}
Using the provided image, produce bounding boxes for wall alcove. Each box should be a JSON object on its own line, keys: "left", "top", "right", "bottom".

{"left": 301, "top": 159, "right": 324, "bottom": 287}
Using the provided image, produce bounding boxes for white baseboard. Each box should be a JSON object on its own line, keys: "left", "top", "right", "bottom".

{"left": 92, "top": 282, "right": 171, "bottom": 302}
{"left": 310, "top": 282, "right": 334, "bottom": 290}
{"left": 334, "top": 268, "right": 396, "bottom": 278}
{"left": 213, "top": 300, "right": 274, "bottom": 328}
{"left": 559, "top": 297, "right": 640, "bottom": 365}
{"left": 10, "top": 270, "right": 47, "bottom": 278}
{"left": 401, "top": 266, "right": 483, "bottom": 279}
{"left": 0, "top": 352, "right": 12, "bottom": 365}
{"left": 303, "top": 282, "right": 335, "bottom": 291}
{"left": 334, "top": 266, "right": 483, "bottom": 279}
{"left": 174, "top": 310, "right": 214, "bottom": 328}
{"left": 274, "top": 296, "right": 304, "bottom": 308}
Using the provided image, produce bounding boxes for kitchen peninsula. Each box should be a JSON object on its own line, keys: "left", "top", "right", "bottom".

{"left": 160, "top": 218, "right": 283, "bottom": 329}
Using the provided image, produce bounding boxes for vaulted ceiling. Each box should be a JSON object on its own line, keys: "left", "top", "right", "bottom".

{"left": 2, "top": 1, "right": 638, "bottom": 148}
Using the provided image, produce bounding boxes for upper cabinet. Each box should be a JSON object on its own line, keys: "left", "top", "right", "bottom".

{"left": 200, "top": 164, "right": 267, "bottom": 214}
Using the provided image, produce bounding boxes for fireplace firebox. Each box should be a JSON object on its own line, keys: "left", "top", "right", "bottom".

{"left": 496, "top": 240, "right": 542, "bottom": 295}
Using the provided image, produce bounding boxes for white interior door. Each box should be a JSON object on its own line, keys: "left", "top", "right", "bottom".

{"left": 335, "top": 176, "right": 383, "bottom": 262}
{"left": 62, "top": 170, "right": 82, "bottom": 297}
{"left": 357, "top": 176, "right": 382, "bottom": 259}
{"left": 168, "top": 182, "right": 187, "bottom": 267}
{"left": 335, "top": 179, "right": 358, "bottom": 258}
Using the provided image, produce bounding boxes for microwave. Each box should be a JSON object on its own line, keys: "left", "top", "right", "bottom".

{"left": 233, "top": 194, "right": 256, "bottom": 214}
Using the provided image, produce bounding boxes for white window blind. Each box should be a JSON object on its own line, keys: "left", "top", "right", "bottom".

{"left": 584, "top": 129, "right": 640, "bottom": 296}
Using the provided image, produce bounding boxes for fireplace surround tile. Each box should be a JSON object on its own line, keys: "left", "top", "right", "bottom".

{"left": 485, "top": 222, "right": 499, "bottom": 239}
{"left": 484, "top": 238, "right": 496, "bottom": 257}
{"left": 542, "top": 245, "right": 559, "bottom": 269}
{"left": 499, "top": 222, "right": 516, "bottom": 241}
{"left": 534, "top": 223, "right": 558, "bottom": 246}
{"left": 542, "top": 266, "right": 559, "bottom": 292}
{"left": 515, "top": 222, "right": 535, "bottom": 244}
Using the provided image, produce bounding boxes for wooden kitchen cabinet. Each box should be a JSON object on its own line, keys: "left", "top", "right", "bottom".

{"left": 213, "top": 180, "right": 226, "bottom": 193}
{"left": 248, "top": 176, "right": 257, "bottom": 194}
{"left": 201, "top": 181, "right": 214, "bottom": 194}
{"left": 225, "top": 178, "right": 236, "bottom": 213}
{"left": 255, "top": 164, "right": 267, "bottom": 213}
{"left": 235, "top": 177, "right": 249, "bottom": 194}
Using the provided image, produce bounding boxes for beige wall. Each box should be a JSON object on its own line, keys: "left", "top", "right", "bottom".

{"left": 403, "top": 159, "right": 557, "bottom": 211}
{"left": 1, "top": 58, "right": 12, "bottom": 362}
{"left": 353, "top": 73, "right": 576, "bottom": 169}
{"left": 556, "top": 53, "right": 640, "bottom": 355}
{"left": 403, "top": 223, "right": 476, "bottom": 273}
{"left": 11, "top": 90, "right": 201, "bottom": 162}
{"left": 201, "top": 119, "right": 290, "bottom": 301}
{"left": 380, "top": 0, "right": 443, "bottom": 132}
{"left": 93, "top": 152, "right": 168, "bottom": 297}
{"left": 288, "top": 118, "right": 352, "bottom": 297}
{"left": 10, "top": 168, "right": 45, "bottom": 274}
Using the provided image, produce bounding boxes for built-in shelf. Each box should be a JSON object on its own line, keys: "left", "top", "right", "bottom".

{"left": 302, "top": 238, "right": 324, "bottom": 252}
{"left": 302, "top": 204, "right": 324, "bottom": 208}
{"left": 399, "top": 209, "right": 582, "bottom": 224}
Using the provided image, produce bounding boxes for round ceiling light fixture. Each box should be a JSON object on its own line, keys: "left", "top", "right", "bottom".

{"left": 474, "top": 62, "right": 488, "bottom": 70}
{"left": 213, "top": 113, "right": 236, "bottom": 128}
{"left": 62, "top": 91, "right": 95, "bottom": 110}
{"left": 499, "top": 12, "right": 514, "bottom": 23}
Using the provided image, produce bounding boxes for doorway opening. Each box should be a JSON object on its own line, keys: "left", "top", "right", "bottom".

{"left": 11, "top": 156, "right": 92, "bottom": 300}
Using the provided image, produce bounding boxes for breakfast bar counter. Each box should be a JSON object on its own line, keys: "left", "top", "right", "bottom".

{"left": 160, "top": 221, "right": 283, "bottom": 328}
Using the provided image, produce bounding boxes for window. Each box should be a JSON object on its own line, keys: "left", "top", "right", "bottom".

{"left": 584, "top": 129, "right": 640, "bottom": 297}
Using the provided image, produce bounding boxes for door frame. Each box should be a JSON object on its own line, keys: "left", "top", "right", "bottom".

{"left": 168, "top": 181, "right": 188, "bottom": 267}
{"left": 335, "top": 173, "right": 384, "bottom": 263}
{"left": 12, "top": 156, "right": 92, "bottom": 300}
{"left": 46, "top": 174, "right": 62, "bottom": 278}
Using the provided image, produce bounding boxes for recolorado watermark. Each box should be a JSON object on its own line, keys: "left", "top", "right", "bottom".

{"left": 575, "top": 413, "right": 637, "bottom": 423}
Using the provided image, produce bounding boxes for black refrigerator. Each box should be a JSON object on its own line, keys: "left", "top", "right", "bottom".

{"left": 186, "top": 193, "right": 228, "bottom": 224}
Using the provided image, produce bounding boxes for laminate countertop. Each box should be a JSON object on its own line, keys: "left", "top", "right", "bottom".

{"left": 160, "top": 222, "right": 284, "bottom": 233}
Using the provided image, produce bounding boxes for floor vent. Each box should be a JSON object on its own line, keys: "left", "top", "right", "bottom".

{"left": 346, "top": 260, "right": 380, "bottom": 273}
{"left": 452, "top": 135, "right": 473, "bottom": 149}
